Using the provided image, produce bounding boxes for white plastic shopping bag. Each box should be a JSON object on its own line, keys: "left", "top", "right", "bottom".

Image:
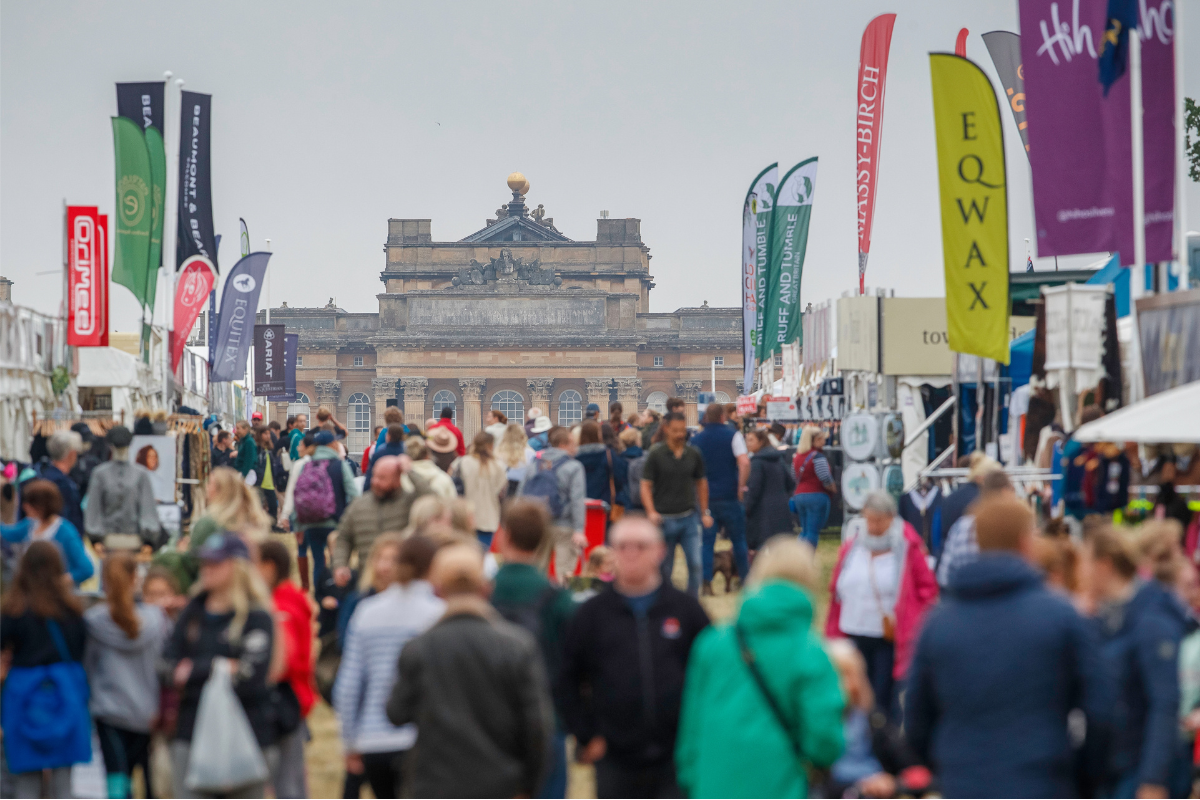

{"left": 184, "top": 657, "right": 268, "bottom": 793}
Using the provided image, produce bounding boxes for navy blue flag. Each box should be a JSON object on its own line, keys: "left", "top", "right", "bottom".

{"left": 210, "top": 252, "right": 271, "bottom": 382}
{"left": 1098, "top": 0, "right": 1139, "bottom": 96}
{"left": 268, "top": 333, "right": 298, "bottom": 401}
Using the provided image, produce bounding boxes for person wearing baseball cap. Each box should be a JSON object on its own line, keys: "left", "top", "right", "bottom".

{"left": 290, "top": 428, "right": 360, "bottom": 591}
{"left": 584, "top": 403, "right": 601, "bottom": 421}
{"left": 83, "top": 425, "right": 161, "bottom": 550}
{"left": 162, "top": 530, "right": 278, "bottom": 796}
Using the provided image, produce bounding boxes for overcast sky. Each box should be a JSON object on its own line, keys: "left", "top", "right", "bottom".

{"left": 3, "top": 0, "right": 1197, "bottom": 330}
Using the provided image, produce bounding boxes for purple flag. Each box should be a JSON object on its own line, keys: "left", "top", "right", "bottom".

{"left": 1019, "top": 0, "right": 1174, "bottom": 264}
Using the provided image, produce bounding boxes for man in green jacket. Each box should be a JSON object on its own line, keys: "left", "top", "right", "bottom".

{"left": 675, "top": 546, "right": 845, "bottom": 798}
{"left": 490, "top": 499, "right": 579, "bottom": 797}
{"left": 233, "top": 420, "right": 258, "bottom": 477}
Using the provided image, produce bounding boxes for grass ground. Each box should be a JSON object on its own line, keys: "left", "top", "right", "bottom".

{"left": 304, "top": 534, "right": 841, "bottom": 799}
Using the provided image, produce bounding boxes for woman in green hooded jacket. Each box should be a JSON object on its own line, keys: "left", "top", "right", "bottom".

{"left": 676, "top": 536, "right": 845, "bottom": 798}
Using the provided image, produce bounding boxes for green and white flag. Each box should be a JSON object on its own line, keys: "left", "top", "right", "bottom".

{"left": 111, "top": 117, "right": 153, "bottom": 308}
{"left": 744, "top": 163, "right": 777, "bottom": 387}
{"left": 761, "top": 157, "right": 818, "bottom": 358}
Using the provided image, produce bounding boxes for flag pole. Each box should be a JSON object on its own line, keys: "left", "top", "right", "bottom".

{"left": 162, "top": 72, "right": 183, "bottom": 406}
{"left": 1175, "top": 0, "right": 1187, "bottom": 291}
{"left": 1128, "top": 32, "right": 1147, "bottom": 404}
{"left": 265, "top": 238, "right": 271, "bottom": 324}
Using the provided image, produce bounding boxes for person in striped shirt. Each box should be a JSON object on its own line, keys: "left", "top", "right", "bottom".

{"left": 332, "top": 534, "right": 444, "bottom": 798}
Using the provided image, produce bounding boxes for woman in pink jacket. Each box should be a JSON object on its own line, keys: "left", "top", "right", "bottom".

{"left": 826, "top": 490, "right": 938, "bottom": 719}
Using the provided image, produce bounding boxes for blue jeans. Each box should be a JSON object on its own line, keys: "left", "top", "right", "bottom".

{"left": 537, "top": 729, "right": 567, "bottom": 798}
{"left": 702, "top": 499, "right": 751, "bottom": 583}
{"left": 790, "top": 493, "right": 830, "bottom": 548}
{"left": 477, "top": 530, "right": 494, "bottom": 549}
{"left": 660, "top": 512, "right": 702, "bottom": 596}
{"left": 301, "top": 526, "right": 334, "bottom": 589}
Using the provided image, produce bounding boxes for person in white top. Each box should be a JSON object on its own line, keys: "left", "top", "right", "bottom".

{"left": 456, "top": 431, "right": 509, "bottom": 550}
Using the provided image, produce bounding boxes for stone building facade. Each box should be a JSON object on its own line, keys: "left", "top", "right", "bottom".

{"left": 267, "top": 176, "right": 743, "bottom": 454}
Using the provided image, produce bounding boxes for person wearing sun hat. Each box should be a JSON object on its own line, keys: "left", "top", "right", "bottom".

{"left": 528, "top": 415, "right": 553, "bottom": 453}
{"left": 426, "top": 427, "right": 459, "bottom": 474}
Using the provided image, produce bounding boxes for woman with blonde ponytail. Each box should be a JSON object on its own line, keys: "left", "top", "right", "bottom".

{"left": 189, "top": 466, "right": 272, "bottom": 552}
{"left": 161, "top": 532, "right": 279, "bottom": 798}
{"left": 84, "top": 553, "right": 169, "bottom": 799}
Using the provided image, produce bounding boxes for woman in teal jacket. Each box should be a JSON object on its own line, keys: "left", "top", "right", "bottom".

{"left": 676, "top": 536, "right": 844, "bottom": 798}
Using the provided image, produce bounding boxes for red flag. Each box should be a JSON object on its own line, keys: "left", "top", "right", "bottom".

{"left": 955, "top": 27, "right": 969, "bottom": 56}
{"left": 171, "top": 255, "right": 215, "bottom": 372}
{"left": 855, "top": 13, "right": 896, "bottom": 295}
{"left": 67, "top": 206, "right": 109, "bottom": 347}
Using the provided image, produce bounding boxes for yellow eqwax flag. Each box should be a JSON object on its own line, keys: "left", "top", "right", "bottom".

{"left": 930, "top": 53, "right": 1010, "bottom": 365}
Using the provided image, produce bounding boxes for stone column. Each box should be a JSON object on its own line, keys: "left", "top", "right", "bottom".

{"left": 526, "top": 378, "right": 554, "bottom": 418}
{"left": 458, "top": 378, "right": 487, "bottom": 441}
{"left": 614, "top": 377, "right": 641, "bottom": 414}
{"left": 399, "top": 378, "right": 428, "bottom": 429}
{"left": 274, "top": 402, "right": 289, "bottom": 426}
{"left": 675, "top": 380, "right": 702, "bottom": 426}
{"left": 314, "top": 379, "right": 341, "bottom": 415}
{"left": 585, "top": 378, "right": 611, "bottom": 415}
{"left": 372, "top": 377, "right": 398, "bottom": 429}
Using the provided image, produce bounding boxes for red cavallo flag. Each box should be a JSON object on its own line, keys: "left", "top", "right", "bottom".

{"left": 170, "top": 255, "right": 215, "bottom": 372}
{"left": 855, "top": 13, "right": 897, "bottom": 294}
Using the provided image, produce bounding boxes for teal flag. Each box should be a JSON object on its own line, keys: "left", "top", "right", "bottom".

{"left": 111, "top": 117, "right": 153, "bottom": 308}
{"left": 761, "top": 157, "right": 818, "bottom": 357}
{"left": 746, "top": 164, "right": 778, "bottom": 372}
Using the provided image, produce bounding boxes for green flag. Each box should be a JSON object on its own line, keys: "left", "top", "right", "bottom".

{"left": 111, "top": 117, "right": 153, "bottom": 307}
{"left": 144, "top": 126, "right": 166, "bottom": 313}
{"left": 760, "top": 157, "right": 818, "bottom": 359}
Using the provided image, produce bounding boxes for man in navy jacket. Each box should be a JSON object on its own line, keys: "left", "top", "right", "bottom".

{"left": 905, "top": 494, "right": 1112, "bottom": 798}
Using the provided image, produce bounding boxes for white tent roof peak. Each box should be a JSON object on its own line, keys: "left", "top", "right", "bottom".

{"left": 1073, "top": 380, "right": 1200, "bottom": 444}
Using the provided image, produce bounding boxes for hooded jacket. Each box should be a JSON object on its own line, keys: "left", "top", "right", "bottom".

{"left": 905, "top": 554, "right": 1112, "bottom": 799}
{"left": 273, "top": 580, "right": 317, "bottom": 718}
{"left": 744, "top": 448, "right": 795, "bottom": 549}
{"left": 406, "top": 458, "right": 457, "bottom": 500}
{"left": 1095, "top": 579, "right": 1190, "bottom": 789}
{"left": 575, "top": 443, "right": 621, "bottom": 505}
{"left": 516, "top": 447, "right": 587, "bottom": 533}
{"left": 676, "top": 581, "right": 844, "bottom": 798}
{"left": 84, "top": 602, "right": 169, "bottom": 732}
{"left": 83, "top": 460, "right": 160, "bottom": 544}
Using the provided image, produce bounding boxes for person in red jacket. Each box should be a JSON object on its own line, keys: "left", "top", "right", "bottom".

{"left": 427, "top": 405, "right": 466, "bottom": 456}
{"left": 257, "top": 539, "right": 317, "bottom": 798}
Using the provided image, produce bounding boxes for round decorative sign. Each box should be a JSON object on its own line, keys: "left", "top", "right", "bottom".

{"left": 884, "top": 414, "right": 905, "bottom": 459}
{"left": 841, "top": 462, "right": 880, "bottom": 510}
{"left": 841, "top": 514, "right": 868, "bottom": 543}
{"left": 841, "top": 413, "right": 878, "bottom": 462}
{"left": 882, "top": 464, "right": 905, "bottom": 503}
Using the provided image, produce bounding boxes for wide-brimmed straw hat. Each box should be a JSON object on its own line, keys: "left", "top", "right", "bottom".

{"left": 427, "top": 427, "right": 457, "bottom": 454}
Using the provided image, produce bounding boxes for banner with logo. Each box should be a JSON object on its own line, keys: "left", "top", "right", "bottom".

{"left": 761, "top": 158, "right": 818, "bottom": 358}
{"left": 170, "top": 256, "right": 216, "bottom": 372}
{"left": 1019, "top": 0, "right": 1173, "bottom": 264}
{"left": 210, "top": 252, "right": 271, "bottom": 382}
{"left": 743, "top": 163, "right": 777, "bottom": 387}
{"left": 981, "top": 31, "right": 1030, "bottom": 158}
{"left": 67, "top": 206, "right": 109, "bottom": 347}
{"left": 254, "top": 324, "right": 285, "bottom": 395}
{"left": 111, "top": 117, "right": 153, "bottom": 308}
{"left": 856, "top": 13, "right": 896, "bottom": 294}
{"left": 177, "top": 91, "right": 218, "bottom": 271}
{"left": 930, "top": 53, "right": 1010, "bottom": 364}
{"left": 268, "top": 333, "right": 298, "bottom": 401}
{"left": 116, "top": 82, "right": 166, "bottom": 311}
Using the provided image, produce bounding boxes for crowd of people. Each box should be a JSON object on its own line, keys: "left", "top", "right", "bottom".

{"left": 2, "top": 397, "right": 1199, "bottom": 799}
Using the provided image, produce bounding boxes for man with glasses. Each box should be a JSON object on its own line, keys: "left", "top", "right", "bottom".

{"left": 559, "top": 517, "right": 709, "bottom": 798}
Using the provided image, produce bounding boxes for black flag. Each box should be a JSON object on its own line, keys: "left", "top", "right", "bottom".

{"left": 177, "top": 91, "right": 218, "bottom": 272}
{"left": 981, "top": 31, "right": 1030, "bottom": 159}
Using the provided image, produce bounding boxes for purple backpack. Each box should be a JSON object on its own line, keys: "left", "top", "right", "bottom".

{"left": 294, "top": 460, "right": 337, "bottom": 523}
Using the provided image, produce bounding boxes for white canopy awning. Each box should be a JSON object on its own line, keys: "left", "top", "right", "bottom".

{"left": 1073, "top": 380, "right": 1200, "bottom": 444}
{"left": 76, "top": 346, "right": 142, "bottom": 388}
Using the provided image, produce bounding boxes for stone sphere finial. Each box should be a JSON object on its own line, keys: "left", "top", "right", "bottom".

{"left": 507, "top": 172, "right": 527, "bottom": 193}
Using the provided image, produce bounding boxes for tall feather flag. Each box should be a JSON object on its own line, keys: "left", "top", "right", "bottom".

{"left": 743, "top": 164, "right": 777, "bottom": 390}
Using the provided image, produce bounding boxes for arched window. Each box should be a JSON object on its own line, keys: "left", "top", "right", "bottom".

{"left": 490, "top": 390, "right": 524, "bottom": 422}
{"left": 646, "top": 391, "right": 668, "bottom": 414}
{"left": 714, "top": 391, "right": 731, "bottom": 404}
{"left": 287, "top": 392, "right": 311, "bottom": 423}
{"left": 557, "top": 389, "right": 583, "bottom": 426}
{"left": 432, "top": 390, "right": 456, "bottom": 425}
{"left": 346, "top": 393, "right": 371, "bottom": 455}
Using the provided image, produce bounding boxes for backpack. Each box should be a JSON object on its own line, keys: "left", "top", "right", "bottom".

{"left": 294, "top": 460, "right": 342, "bottom": 524}
{"left": 1, "top": 618, "right": 92, "bottom": 773}
{"left": 625, "top": 454, "right": 647, "bottom": 509}
{"left": 521, "top": 455, "right": 569, "bottom": 520}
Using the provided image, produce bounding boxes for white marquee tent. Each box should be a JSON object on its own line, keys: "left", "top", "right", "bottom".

{"left": 1073, "top": 380, "right": 1200, "bottom": 444}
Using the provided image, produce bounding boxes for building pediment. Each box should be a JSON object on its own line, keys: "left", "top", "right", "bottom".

{"left": 460, "top": 212, "right": 571, "bottom": 243}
